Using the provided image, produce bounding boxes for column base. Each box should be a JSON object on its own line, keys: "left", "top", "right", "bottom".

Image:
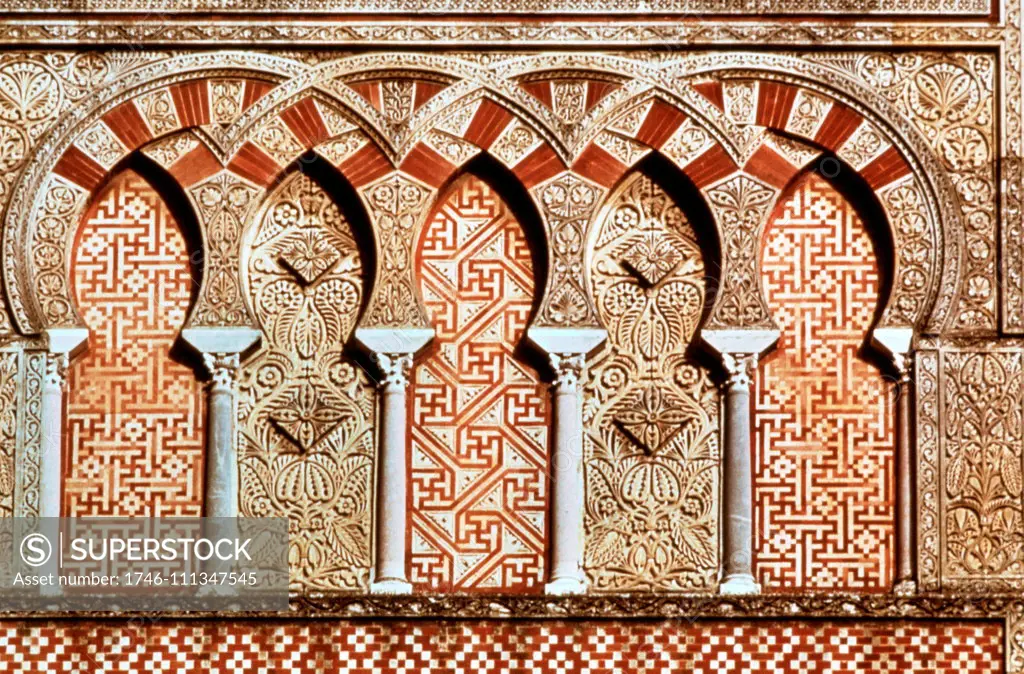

{"left": 544, "top": 577, "right": 587, "bottom": 595}
{"left": 370, "top": 579, "right": 413, "bottom": 595}
{"left": 719, "top": 574, "right": 761, "bottom": 595}
{"left": 893, "top": 579, "right": 917, "bottom": 596}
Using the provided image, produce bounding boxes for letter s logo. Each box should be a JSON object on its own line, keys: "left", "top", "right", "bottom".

{"left": 20, "top": 533, "right": 52, "bottom": 567}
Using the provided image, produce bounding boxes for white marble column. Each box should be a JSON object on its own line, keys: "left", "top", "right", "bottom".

{"left": 201, "top": 353, "right": 241, "bottom": 519}
{"left": 893, "top": 353, "right": 917, "bottom": 595}
{"left": 370, "top": 352, "right": 413, "bottom": 594}
{"left": 39, "top": 352, "right": 68, "bottom": 522}
{"left": 702, "top": 328, "right": 777, "bottom": 596}
{"left": 872, "top": 327, "right": 916, "bottom": 595}
{"left": 39, "top": 328, "right": 88, "bottom": 521}
{"left": 355, "top": 327, "right": 433, "bottom": 595}
{"left": 526, "top": 326, "right": 607, "bottom": 596}
{"left": 544, "top": 352, "right": 588, "bottom": 595}
{"left": 719, "top": 352, "right": 760, "bottom": 595}
{"left": 182, "top": 326, "right": 259, "bottom": 520}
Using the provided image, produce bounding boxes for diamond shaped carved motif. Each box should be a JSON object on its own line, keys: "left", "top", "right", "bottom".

{"left": 612, "top": 383, "right": 694, "bottom": 456}
{"left": 621, "top": 231, "right": 682, "bottom": 286}
{"left": 279, "top": 230, "right": 341, "bottom": 285}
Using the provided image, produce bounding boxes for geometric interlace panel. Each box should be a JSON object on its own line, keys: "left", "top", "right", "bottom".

{"left": 66, "top": 170, "right": 204, "bottom": 517}
{"left": 238, "top": 170, "right": 375, "bottom": 592}
{"left": 0, "top": 620, "right": 1002, "bottom": 672}
{"left": 411, "top": 174, "right": 548, "bottom": 592}
{"left": 584, "top": 171, "right": 719, "bottom": 591}
{"left": 755, "top": 172, "right": 895, "bottom": 591}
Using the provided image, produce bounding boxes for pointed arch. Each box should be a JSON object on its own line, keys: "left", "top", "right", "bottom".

{"left": 753, "top": 166, "right": 896, "bottom": 591}
{"left": 408, "top": 167, "right": 550, "bottom": 592}
{"left": 65, "top": 157, "right": 206, "bottom": 516}
{"left": 237, "top": 163, "right": 376, "bottom": 592}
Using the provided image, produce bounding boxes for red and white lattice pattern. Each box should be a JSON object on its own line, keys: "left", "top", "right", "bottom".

{"left": 0, "top": 620, "right": 1001, "bottom": 673}
{"left": 755, "top": 173, "right": 895, "bottom": 591}
{"left": 410, "top": 174, "right": 548, "bottom": 592}
{"left": 66, "top": 170, "right": 204, "bottom": 517}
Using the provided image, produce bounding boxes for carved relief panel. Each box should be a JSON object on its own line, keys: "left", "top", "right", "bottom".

{"left": 410, "top": 174, "right": 549, "bottom": 592}
{"left": 754, "top": 173, "right": 894, "bottom": 591}
{"left": 917, "top": 339, "right": 1024, "bottom": 591}
{"left": 237, "top": 169, "right": 375, "bottom": 592}
{"left": 0, "top": 350, "right": 18, "bottom": 516}
{"left": 583, "top": 171, "right": 719, "bottom": 592}
{"left": 65, "top": 169, "right": 205, "bottom": 517}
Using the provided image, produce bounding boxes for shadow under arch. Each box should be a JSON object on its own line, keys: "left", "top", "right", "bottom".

{"left": 636, "top": 151, "right": 722, "bottom": 331}
{"left": 765, "top": 154, "right": 897, "bottom": 374}
{"left": 246, "top": 151, "right": 380, "bottom": 372}
{"left": 588, "top": 151, "right": 724, "bottom": 374}
{"left": 72, "top": 151, "right": 207, "bottom": 374}
{"left": 422, "top": 152, "right": 551, "bottom": 375}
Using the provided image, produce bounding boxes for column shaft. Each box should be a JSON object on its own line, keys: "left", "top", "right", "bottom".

{"left": 720, "top": 353, "right": 759, "bottom": 595}
{"left": 371, "top": 354, "right": 413, "bottom": 594}
{"left": 203, "top": 354, "right": 240, "bottom": 520}
{"left": 545, "top": 354, "right": 586, "bottom": 595}
{"left": 39, "top": 354, "right": 67, "bottom": 520}
{"left": 894, "top": 358, "right": 916, "bottom": 594}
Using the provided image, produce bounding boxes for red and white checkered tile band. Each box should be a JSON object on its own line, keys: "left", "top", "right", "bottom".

{"left": 0, "top": 620, "right": 1001, "bottom": 673}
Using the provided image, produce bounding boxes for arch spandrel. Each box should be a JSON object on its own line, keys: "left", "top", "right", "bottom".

{"left": 236, "top": 167, "right": 375, "bottom": 591}
{"left": 660, "top": 54, "right": 962, "bottom": 334}
{"left": 4, "top": 54, "right": 305, "bottom": 335}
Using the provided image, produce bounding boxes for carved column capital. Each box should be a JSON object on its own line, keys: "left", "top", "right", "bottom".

{"left": 893, "top": 352, "right": 913, "bottom": 384}
{"left": 550, "top": 353, "right": 586, "bottom": 393}
{"left": 375, "top": 353, "right": 413, "bottom": 390}
{"left": 721, "top": 352, "right": 757, "bottom": 389}
{"left": 43, "top": 352, "right": 69, "bottom": 391}
{"left": 202, "top": 352, "right": 241, "bottom": 393}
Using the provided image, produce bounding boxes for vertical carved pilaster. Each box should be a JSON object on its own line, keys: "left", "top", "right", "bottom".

{"left": 38, "top": 351, "right": 69, "bottom": 598}
{"left": 720, "top": 352, "right": 760, "bottom": 595}
{"left": 893, "top": 353, "right": 917, "bottom": 595}
{"left": 546, "top": 352, "right": 587, "bottom": 595}
{"left": 38, "top": 352, "right": 68, "bottom": 521}
{"left": 371, "top": 352, "right": 414, "bottom": 594}
{"left": 202, "top": 353, "right": 241, "bottom": 520}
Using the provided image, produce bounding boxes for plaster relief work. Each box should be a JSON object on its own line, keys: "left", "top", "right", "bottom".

{"left": 0, "top": 352, "right": 17, "bottom": 516}
{"left": 410, "top": 174, "right": 548, "bottom": 592}
{"left": 238, "top": 170, "right": 375, "bottom": 592}
{"left": 583, "top": 172, "right": 719, "bottom": 592}
{"left": 754, "top": 173, "right": 895, "bottom": 591}
{"left": 942, "top": 349, "right": 1024, "bottom": 587}
{"left": 65, "top": 170, "right": 205, "bottom": 517}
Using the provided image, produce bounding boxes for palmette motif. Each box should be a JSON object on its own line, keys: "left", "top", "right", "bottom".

{"left": 238, "top": 170, "right": 375, "bottom": 592}
{"left": 942, "top": 351, "right": 1024, "bottom": 583}
{"left": 584, "top": 172, "right": 719, "bottom": 592}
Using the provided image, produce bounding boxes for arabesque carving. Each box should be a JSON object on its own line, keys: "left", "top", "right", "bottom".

{"left": 584, "top": 172, "right": 719, "bottom": 591}
{"left": 238, "top": 170, "right": 375, "bottom": 592}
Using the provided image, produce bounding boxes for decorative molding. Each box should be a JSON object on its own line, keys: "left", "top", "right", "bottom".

{"left": 0, "top": 0, "right": 993, "bottom": 14}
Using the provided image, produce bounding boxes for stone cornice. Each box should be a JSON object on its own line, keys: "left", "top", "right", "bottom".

{"left": 0, "top": 20, "right": 1008, "bottom": 47}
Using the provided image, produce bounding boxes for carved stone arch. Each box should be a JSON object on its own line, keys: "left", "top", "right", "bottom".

{"left": 4, "top": 55, "right": 303, "bottom": 335}
{"left": 220, "top": 83, "right": 394, "bottom": 164}
{"left": 753, "top": 165, "right": 898, "bottom": 591}
{"left": 764, "top": 153, "right": 899, "bottom": 358}
{"left": 665, "top": 54, "right": 963, "bottom": 337}
{"left": 581, "top": 158, "right": 722, "bottom": 591}
{"left": 407, "top": 163, "right": 551, "bottom": 592}
{"left": 64, "top": 153, "right": 210, "bottom": 517}
{"left": 480, "top": 53, "right": 747, "bottom": 161}
{"left": 236, "top": 161, "right": 376, "bottom": 591}
{"left": 575, "top": 91, "right": 791, "bottom": 333}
